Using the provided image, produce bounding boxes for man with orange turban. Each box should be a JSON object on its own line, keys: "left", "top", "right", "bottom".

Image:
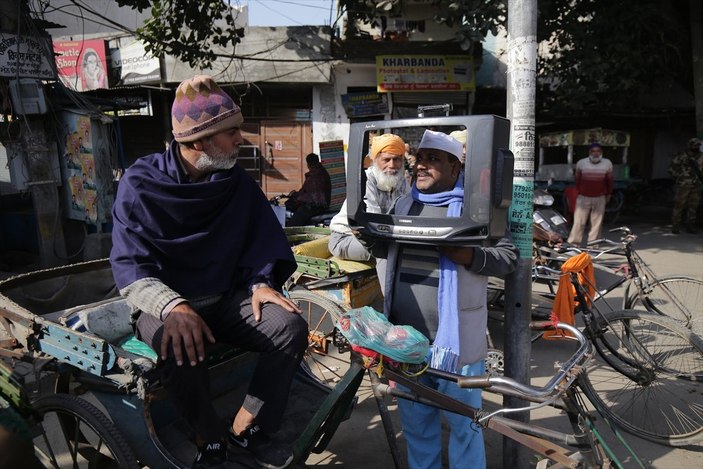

{"left": 328, "top": 133, "right": 410, "bottom": 263}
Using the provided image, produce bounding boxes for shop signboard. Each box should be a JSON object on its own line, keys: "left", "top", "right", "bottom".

{"left": 53, "top": 39, "right": 109, "bottom": 91}
{"left": 0, "top": 33, "right": 55, "bottom": 79}
{"left": 341, "top": 92, "right": 389, "bottom": 117}
{"left": 110, "top": 40, "right": 161, "bottom": 85}
{"left": 376, "top": 55, "right": 475, "bottom": 92}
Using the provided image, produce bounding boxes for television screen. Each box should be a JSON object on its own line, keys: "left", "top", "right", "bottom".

{"left": 346, "top": 115, "right": 514, "bottom": 246}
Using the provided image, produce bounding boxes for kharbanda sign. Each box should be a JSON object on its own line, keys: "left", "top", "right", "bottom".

{"left": 376, "top": 55, "right": 475, "bottom": 92}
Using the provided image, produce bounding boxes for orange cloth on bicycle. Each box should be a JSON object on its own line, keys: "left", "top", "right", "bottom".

{"left": 544, "top": 252, "right": 595, "bottom": 339}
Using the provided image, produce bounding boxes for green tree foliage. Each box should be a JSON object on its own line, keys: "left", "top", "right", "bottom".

{"left": 341, "top": 0, "right": 692, "bottom": 115}
{"left": 537, "top": 0, "right": 691, "bottom": 115}
{"left": 115, "top": 0, "right": 244, "bottom": 69}
{"left": 340, "top": 0, "right": 505, "bottom": 52}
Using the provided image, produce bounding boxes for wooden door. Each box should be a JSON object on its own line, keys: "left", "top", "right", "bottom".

{"left": 240, "top": 123, "right": 262, "bottom": 185}
{"left": 260, "top": 121, "right": 312, "bottom": 199}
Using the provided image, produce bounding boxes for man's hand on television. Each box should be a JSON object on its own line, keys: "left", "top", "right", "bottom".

{"left": 351, "top": 229, "right": 387, "bottom": 258}
{"left": 439, "top": 246, "right": 475, "bottom": 266}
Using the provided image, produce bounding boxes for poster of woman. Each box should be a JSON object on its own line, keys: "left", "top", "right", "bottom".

{"left": 80, "top": 48, "right": 107, "bottom": 90}
{"left": 53, "top": 40, "right": 109, "bottom": 92}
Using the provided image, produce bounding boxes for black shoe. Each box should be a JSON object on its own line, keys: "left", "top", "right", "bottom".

{"left": 686, "top": 226, "right": 699, "bottom": 234}
{"left": 228, "top": 425, "right": 293, "bottom": 469}
{"left": 192, "top": 440, "right": 228, "bottom": 468}
{"left": 672, "top": 226, "right": 680, "bottom": 234}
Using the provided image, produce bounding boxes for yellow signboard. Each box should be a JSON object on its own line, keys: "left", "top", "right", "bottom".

{"left": 376, "top": 55, "right": 475, "bottom": 92}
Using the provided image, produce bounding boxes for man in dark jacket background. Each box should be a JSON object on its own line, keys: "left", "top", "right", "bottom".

{"left": 286, "top": 153, "right": 331, "bottom": 226}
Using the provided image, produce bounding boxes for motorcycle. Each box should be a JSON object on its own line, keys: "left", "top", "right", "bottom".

{"left": 269, "top": 192, "right": 337, "bottom": 227}
{"left": 532, "top": 187, "right": 570, "bottom": 244}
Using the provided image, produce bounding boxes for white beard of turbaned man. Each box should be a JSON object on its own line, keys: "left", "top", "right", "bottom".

{"left": 371, "top": 163, "right": 404, "bottom": 192}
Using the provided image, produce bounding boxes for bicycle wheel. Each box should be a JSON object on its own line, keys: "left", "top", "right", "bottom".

{"left": 604, "top": 190, "right": 624, "bottom": 225}
{"left": 626, "top": 275, "right": 703, "bottom": 326}
{"left": 579, "top": 309, "right": 703, "bottom": 446}
{"left": 31, "top": 393, "right": 139, "bottom": 468}
{"left": 289, "top": 289, "right": 351, "bottom": 386}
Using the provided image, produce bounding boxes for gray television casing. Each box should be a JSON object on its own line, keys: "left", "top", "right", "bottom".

{"left": 346, "top": 115, "right": 514, "bottom": 246}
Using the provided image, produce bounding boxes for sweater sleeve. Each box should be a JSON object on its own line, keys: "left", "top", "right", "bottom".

{"left": 119, "top": 277, "right": 183, "bottom": 319}
{"left": 467, "top": 229, "right": 519, "bottom": 277}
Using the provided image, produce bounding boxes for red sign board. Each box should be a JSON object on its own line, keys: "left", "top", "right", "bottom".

{"left": 53, "top": 39, "right": 108, "bottom": 91}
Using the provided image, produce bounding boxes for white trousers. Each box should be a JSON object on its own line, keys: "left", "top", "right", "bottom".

{"left": 567, "top": 195, "right": 606, "bottom": 245}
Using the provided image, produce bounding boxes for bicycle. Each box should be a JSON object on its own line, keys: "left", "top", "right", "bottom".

{"left": 529, "top": 259, "right": 703, "bottom": 447}
{"left": 260, "top": 287, "right": 643, "bottom": 467}
{"left": 533, "top": 226, "right": 703, "bottom": 328}
{"left": 343, "top": 314, "right": 646, "bottom": 468}
{"left": 269, "top": 193, "right": 338, "bottom": 227}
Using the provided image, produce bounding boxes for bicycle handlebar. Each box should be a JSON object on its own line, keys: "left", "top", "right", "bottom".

{"left": 456, "top": 322, "right": 592, "bottom": 399}
{"left": 608, "top": 226, "right": 632, "bottom": 236}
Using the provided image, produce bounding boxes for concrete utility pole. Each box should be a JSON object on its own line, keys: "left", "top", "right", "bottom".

{"left": 503, "top": 0, "right": 537, "bottom": 467}
{"left": 20, "top": 122, "right": 67, "bottom": 267}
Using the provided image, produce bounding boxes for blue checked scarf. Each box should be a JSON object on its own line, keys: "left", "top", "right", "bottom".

{"left": 410, "top": 173, "right": 464, "bottom": 371}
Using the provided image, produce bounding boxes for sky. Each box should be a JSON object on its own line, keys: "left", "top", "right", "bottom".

{"left": 245, "top": 0, "right": 338, "bottom": 27}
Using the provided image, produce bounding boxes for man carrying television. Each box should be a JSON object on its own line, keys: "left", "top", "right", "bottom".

{"left": 371, "top": 130, "right": 518, "bottom": 469}
{"left": 328, "top": 134, "right": 409, "bottom": 261}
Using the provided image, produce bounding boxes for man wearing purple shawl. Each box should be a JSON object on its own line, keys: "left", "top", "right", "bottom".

{"left": 110, "top": 75, "right": 304, "bottom": 469}
{"left": 376, "top": 130, "right": 518, "bottom": 469}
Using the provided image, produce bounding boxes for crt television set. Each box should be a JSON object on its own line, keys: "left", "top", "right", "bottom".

{"left": 346, "top": 114, "right": 514, "bottom": 246}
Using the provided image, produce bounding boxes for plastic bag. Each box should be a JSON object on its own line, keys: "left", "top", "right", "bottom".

{"left": 336, "top": 306, "right": 429, "bottom": 364}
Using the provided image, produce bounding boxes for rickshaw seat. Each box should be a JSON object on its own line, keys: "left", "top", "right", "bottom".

{"left": 59, "top": 297, "right": 159, "bottom": 361}
{"left": 61, "top": 297, "right": 246, "bottom": 366}
{"left": 60, "top": 297, "right": 134, "bottom": 342}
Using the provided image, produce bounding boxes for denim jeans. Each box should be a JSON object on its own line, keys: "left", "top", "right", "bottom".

{"left": 397, "top": 360, "right": 486, "bottom": 469}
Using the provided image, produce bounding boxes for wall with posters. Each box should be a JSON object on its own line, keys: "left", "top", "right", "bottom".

{"left": 53, "top": 39, "right": 109, "bottom": 91}
{"left": 60, "top": 112, "right": 95, "bottom": 223}
{"left": 58, "top": 111, "right": 116, "bottom": 226}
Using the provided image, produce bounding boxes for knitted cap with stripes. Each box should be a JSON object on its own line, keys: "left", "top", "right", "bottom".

{"left": 171, "top": 75, "right": 243, "bottom": 143}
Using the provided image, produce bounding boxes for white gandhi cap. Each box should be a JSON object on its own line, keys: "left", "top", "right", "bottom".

{"left": 417, "top": 129, "right": 463, "bottom": 161}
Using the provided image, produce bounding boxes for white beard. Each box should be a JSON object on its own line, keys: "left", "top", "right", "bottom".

{"left": 371, "top": 164, "right": 403, "bottom": 192}
{"left": 195, "top": 146, "right": 238, "bottom": 172}
{"left": 589, "top": 156, "right": 602, "bottom": 164}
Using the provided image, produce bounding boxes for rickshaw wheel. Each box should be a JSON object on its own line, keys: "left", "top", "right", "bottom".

{"left": 485, "top": 348, "right": 505, "bottom": 377}
{"left": 30, "top": 393, "right": 139, "bottom": 469}
{"left": 289, "top": 289, "right": 351, "bottom": 386}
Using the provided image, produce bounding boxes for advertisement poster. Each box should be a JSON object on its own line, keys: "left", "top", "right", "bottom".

{"left": 60, "top": 112, "right": 97, "bottom": 224}
{"left": 319, "top": 140, "right": 346, "bottom": 210}
{"left": 341, "top": 92, "right": 388, "bottom": 117}
{"left": 111, "top": 40, "right": 161, "bottom": 85}
{"left": 376, "top": 55, "right": 475, "bottom": 92}
{"left": 0, "top": 33, "right": 55, "bottom": 79}
{"left": 53, "top": 39, "right": 108, "bottom": 91}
